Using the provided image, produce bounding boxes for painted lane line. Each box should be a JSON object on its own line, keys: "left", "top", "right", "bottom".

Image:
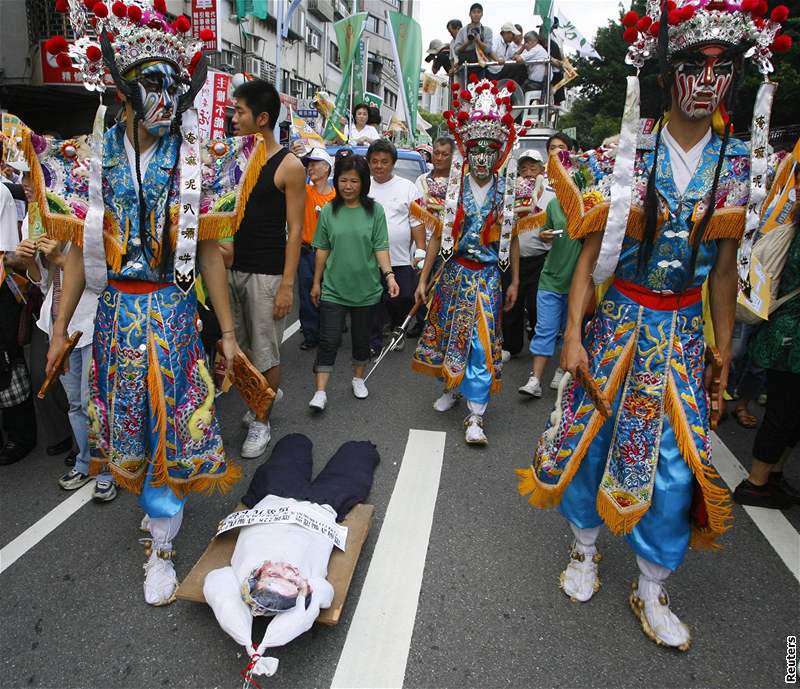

{"left": 0, "top": 482, "right": 96, "bottom": 575}
{"left": 711, "top": 433, "right": 800, "bottom": 583}
{"left": 0, "top": 319, "right": 302, "bottom": 575}
{"left": 330, "top": 429, "right": 446, "bottom": 689}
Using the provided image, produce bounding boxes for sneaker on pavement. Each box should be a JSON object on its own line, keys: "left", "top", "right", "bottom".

{"left": 309, "top": 391, "right": 327, "bottom": 411}
{"left": 733, "top": 479, "right": 793, "bottom": 509}
{"left": 58, "top": 469, "right": 92, "bottom": 491}
{"left": 769, "top": 473, "right": 800, "bottom": 504}
{"left": 241, "top": 389, "right": 283, "bottom": 428}
{"left": 93, "top": 478, "right": 118, "bottom": 502}
{"left": 143, "top": 550, "right": 178, "bottom": 606}
{"left": 433, "top": 390, "right": 460, "bottom": 412}
{"left": 241, "top": 421, "right": 271, "bottom": 458}
{"left": 352, "top": 377, "right": 369, "bottom": 399}
{"left": 501, "top": 349, "right": 511, "bottom": 363}
{"left": 518, "top": 374, "right": 543, "bottom": 398}
{"left": 550, "top": 367, "right": 566, "bottom": 390}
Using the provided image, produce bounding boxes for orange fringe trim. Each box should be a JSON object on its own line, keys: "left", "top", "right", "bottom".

{"left": 546, "top": 152, "right": 584, "bottom": 236}
{"left": 198, "top": 135, "right": 267, "bottom": 241}
{"left": 516, "top": 210, "right": 548, "bottom": 235}
{"left": 476, "top": 296, "right": 502, "bottom": 394}
{"left": 410, "top": 201, "right": 443, "bottom": 238}
{"left": 665, "top": 373, "right": 733, "bottom": 549}
{"left": 21, "top": 128, "right": 83, "bottom": 244}
{"left": 596, "top": 483, "right": 652, "bottom": 536}
{"left": 517, "top": 334, "right": 636, "bottom": 510}
{"left": 147, "top": 336, "right": 171, "bottom": 490}
{"left": 691, "top": 206, "right": 745, "bottom": 242}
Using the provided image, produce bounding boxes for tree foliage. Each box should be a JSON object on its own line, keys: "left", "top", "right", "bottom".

{"left": 559, "top": 0, "right": 800, "bottom": 150}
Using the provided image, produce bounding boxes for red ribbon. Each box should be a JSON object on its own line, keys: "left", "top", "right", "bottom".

{"left": 240, "top": 653, "right": 264, "bottom": 689}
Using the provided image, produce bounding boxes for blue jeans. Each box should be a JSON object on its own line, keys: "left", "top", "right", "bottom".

{"left": 298, "top": 249, "right": 320, "bottom": 345}
{"left": 529, "top": 290, "right": 569, "bottom": 357}
{"left": 60, "top": 344, "right": 111, "bottom": 482}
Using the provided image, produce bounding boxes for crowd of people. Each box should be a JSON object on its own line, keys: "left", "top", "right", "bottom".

{"left": 0, "top": 0, "right": 799, "bottom": 679}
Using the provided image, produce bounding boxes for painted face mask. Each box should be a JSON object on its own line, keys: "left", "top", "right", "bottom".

{"left": 673, "top": 48, "right": 734, "bottom": 120}
{"left": 467, "top": 138, "right": 500, "bottom": 182}
{"left": 134, "top": 61, "right": 183, "bottom": 137}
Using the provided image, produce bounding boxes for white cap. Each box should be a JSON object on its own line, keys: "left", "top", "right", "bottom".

{"left": 518, "top": 149, "right": 544, "bottom": 163}
{"left": 500, "top": 22, "right": 522, "bottom": 36}
{"left": 426, "top": 38, "right": 444, "bottom": 55}
{"left": 306, "top": 147, "right": 333, "bottom": 168}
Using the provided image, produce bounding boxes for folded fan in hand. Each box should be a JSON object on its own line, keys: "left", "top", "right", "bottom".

{"left": 38, "top": 331, "right": 82, "bottom": 399}
{"left": 576, "top": 363, "right": 612, "bottom": 419}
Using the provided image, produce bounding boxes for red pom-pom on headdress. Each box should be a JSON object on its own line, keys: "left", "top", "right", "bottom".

{"left": 199, "top": 28, "right": 215, "bottom": 42}
{"left": 84, "top": 0, "right": 97, "bottom": 9}
{"left": 56, "top": 52, "right": 73, "bottom": 68}
{"left": 460, "top": 89, "right": 472, "bottom": 101}
{"left": 55, "top": 0, "right": 69, "bottom": 12}
{"left": 127, "top": 3, "right": 142, "bottom": 21}
{"left": 112, "top": 1, "right": 127, "bottom": 17}
{"left": 457, "top": 111, "right": 469, "bottom": 122}
{"left": 506, "top": 81, "right": 517, "bottom": 93}
{"left": 648, "top": 20, "right": 661, "bottom": 36}
{"left": 742, "top": 0, "right": 758, "bottom": 11}
{"left": 622, "top": 11, "right": 639, "bottom": 27}
{"left": 468, "top": 72, "right": 479, "bottom": 83}
{"left": 501, "top": 113, "right": 514, "bottom": 126}
{"left": 772, "top": 33, "right": 793, "bottom": 52}
{"left": 86, "top": 45, "right": 102, "bottom": 61}
{"left": 153, "top": 0, "right": 167, "bottom": 13}
{"left": 771, "top": 5, "right": 790, "bottom": 22}
{"left": 680, "top": 5, "right": 694, "bottom": 21}
{"left": 93, "top": 2, "right": 108, "bottom": 17}
{"left": 623, "top": 27, "right": 639, "bottom": 43}
{"left": 637, "top": 16, "right": 652, "bottom": 31}
{"left": 45, "top": 35, "right": 68, "bottom": 55}
{"left": 451, "top": 82, "right": 460, "bottom": 91}
{"left": 174, "top": 15, "right": 191, "bottom": 32}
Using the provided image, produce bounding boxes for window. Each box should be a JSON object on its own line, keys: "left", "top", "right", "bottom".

{"left": 365, "top": 14, "right": 382, "bottom": 35}
{"left": 306, "top": 82, "right": 318, "bottom": 99}
{"left": 383, "top": 88, "right": 397, "bottom": 109}
{"left": 328, "top": 40, "right": 340, "bottom": 68}
{"left": 306, "top": 26, "right": 321, "bottom": 52}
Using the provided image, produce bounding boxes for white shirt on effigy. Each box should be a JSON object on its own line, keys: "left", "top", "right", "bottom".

{"left": 123, "top": 135, "right": 158, "bottom": 195}
{"left": 204, "top": 495, "right": 336, "bottom": 653}
{"left": 661, "top": 125, "right": 712, "bottom": 196}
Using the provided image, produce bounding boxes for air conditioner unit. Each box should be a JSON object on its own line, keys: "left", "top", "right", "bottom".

{"left": 307, "top": 31, "right": 321, "bottom": 52}
{"left": 307, "top": 0, "right": 334, "bottom": 22}
{"left": 246, "top": 56, "right": 263, "bottom": 75}
{"left": 220, "top": 51, "right": 239, "bottom": 71}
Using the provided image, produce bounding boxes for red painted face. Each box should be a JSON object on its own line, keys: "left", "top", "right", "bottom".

{"left": 672, "top": 46, "right": 734, "bottom": 120}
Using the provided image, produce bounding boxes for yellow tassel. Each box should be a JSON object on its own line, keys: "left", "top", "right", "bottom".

{"left": 515, "top": 467, "right": 536, "bottom": 496}
{"left": 665, "top": 374, "right": 733, "bottom": 549}
{"left": 515, "top": 210, "right": 548, "bottom": 235}
{"left": 410, "top": 201, "right": 443, "bottom": 237}
{"left": 475, "top": 297, "right": 501, "bottom": 394}
{"left": 697, "top": 207, "right": 745, "bottom": 242}
{"left": 198, "top": 134, "right": 268, "bottom": 240}
{"left": 146, "top": 336, "right": 172, "bottom": 489}
{"left": 596, "top": 488, "right": 651, "bottom": 536}
{"left": 546, "top": 153, "right": 584, "bottom": 235}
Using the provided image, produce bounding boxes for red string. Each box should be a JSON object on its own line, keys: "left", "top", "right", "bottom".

{"left": 240, "top": 653, "right": 264, "bottom": 689}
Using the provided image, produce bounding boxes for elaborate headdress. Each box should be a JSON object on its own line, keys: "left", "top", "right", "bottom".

{"left": 622, "top": 0, "right": 792, "bottom": 74}
{"left": 44, "top": 0, "right": 214, "bottom": 93}
{"left": 442, "top": 75, "right": 532, "bottom": 173}
{"left": 591, "top": 0, "right": 793, "bottom": 290}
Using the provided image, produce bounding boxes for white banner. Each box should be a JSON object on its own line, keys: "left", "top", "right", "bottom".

{"left": 174, "top": 109, "right": 202, "bottom": 293}
{"left": 216, "top": 505, "right": 349, "bottom": 551}
{"left": 554, "top": 10, "right": 601, "bottom": 60}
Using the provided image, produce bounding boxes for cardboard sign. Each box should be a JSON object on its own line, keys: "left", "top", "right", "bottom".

{"left": 737, "top": 253, "right": 771, "bottom": 321}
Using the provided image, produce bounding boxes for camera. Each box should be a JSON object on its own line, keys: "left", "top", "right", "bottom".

{"left": 467, "top": 28, "right": 480, "bottom": 41}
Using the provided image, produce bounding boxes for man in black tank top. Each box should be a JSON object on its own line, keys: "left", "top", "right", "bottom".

{"left": 230, "top": 79, "right": 307, "bottom": 458}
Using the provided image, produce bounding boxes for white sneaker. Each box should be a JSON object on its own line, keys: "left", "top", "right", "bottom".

{"left": 550, "top": 367, "right": 566, "bottom": 390}
{"left": 241, "top": 420, "right": 270, "bottom": 458}
{"left": 630, "top": 581, "right": 691, "bottom": 651}
{"left": 560, "top": 545, "right": 601, "bottom": 602}
{"left": 352, "top": 377, "right": 369, "bottom": 399}
{"left": 309, "top": 391, "right": 327, "bottom": 411}
{"left": 241, "top": 389, "right": 283, "bottom": 427}
{"left": 143, "top": 550, "right": 178, "bottom": 606}
{"left": 501, "top": 349, "right": 511, "bottom": 363}
{"left": 433, "top": 390, "right": 461, "bottom": 412}
{"left": 518, "top": 374, "right": 543, "bottom": 398}
{"left": 391, "top": 336, "right": 405, "bottom": 352}
{"left": 464, "top": 414, "right": 488, "bottom": 445}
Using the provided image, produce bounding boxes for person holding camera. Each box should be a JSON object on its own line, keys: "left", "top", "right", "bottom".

{"left": 452, "top": 3, "right": 495, "bottom": 80}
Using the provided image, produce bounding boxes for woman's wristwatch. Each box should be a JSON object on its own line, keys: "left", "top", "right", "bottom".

{"left": 383, "top": 270, "right": 394, "bottom": 279}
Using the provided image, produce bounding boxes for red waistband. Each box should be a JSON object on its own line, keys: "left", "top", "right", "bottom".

{"left": 108, "top": 279, "right": 172, "bottom": 294}
{"left": 613, "top": 278, "right": 702, "bottom": 311}
{"left": 454, "top": 256, "right": 487, "bottom": 271}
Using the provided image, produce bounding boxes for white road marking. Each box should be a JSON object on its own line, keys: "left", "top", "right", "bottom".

{"left": 331, "top": 429, "right": 446, "bottom": 689}
{"left": 0, "top": 482, "right": 96, "bottom": 575}
{"left": 711, "top": 432, "right": 800, "bottom": 583}
{"left": 0, "top": 319, "right": 303, "bottom": 576}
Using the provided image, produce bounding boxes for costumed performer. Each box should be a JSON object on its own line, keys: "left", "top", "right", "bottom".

{"left": 20, "top": 0, "right": 265, "bottom": 605}
{"left": 516, "top": 0, "right": 792, "bottom": 650}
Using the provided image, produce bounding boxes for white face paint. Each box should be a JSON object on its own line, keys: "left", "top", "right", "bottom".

{"left": 135, "top": 62, "right": 183, "bottom": 137}
{"left": 672, "top": 49, "right": 734, "bottom": 121}
{"left": 467, "top": 138, "right": 500, "bottom": 182}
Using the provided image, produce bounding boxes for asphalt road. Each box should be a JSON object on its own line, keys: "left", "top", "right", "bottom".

{"left": 1, "top": 306, "right": 798, "bottom": 689}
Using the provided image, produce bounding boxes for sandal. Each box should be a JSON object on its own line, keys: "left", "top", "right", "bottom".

{"left": 733, "top": 406, "right": 758, "bottom": 429}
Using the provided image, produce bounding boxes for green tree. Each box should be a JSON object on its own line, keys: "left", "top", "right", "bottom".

{"left": 559, "top": 0, "right": 799, "bottom": 150}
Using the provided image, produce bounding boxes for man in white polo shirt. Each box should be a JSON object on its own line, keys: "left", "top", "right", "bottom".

{"left": 487, "top": 22, "right": 527, "bottom": 85}
{"left": 366, "top": 139, "right": 424, "bottom": 352}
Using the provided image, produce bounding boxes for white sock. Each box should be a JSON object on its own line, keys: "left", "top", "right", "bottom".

{"left": 466, "top": 399, "right": 487, "bottom": 416}
{"left": 636, "top": 554, "right": 671, "bottom": 600}
{"left": 569, "top": 523, "right": 600, "bottom": 555}
{"left": 147, "top": 507, "right": 184, "bottom": 551}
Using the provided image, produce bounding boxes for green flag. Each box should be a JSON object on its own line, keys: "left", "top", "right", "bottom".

{"left": 323, "top": 13, "right": 368, "bottom": 142}
{"left": 236, "top": 0, "right": 267, "bottom": 20}
{"left": 535, "top": 0, "right": 554, "bottom": 35}
{"left": 387, "top": 11, "right": 422, "bottom": 140}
